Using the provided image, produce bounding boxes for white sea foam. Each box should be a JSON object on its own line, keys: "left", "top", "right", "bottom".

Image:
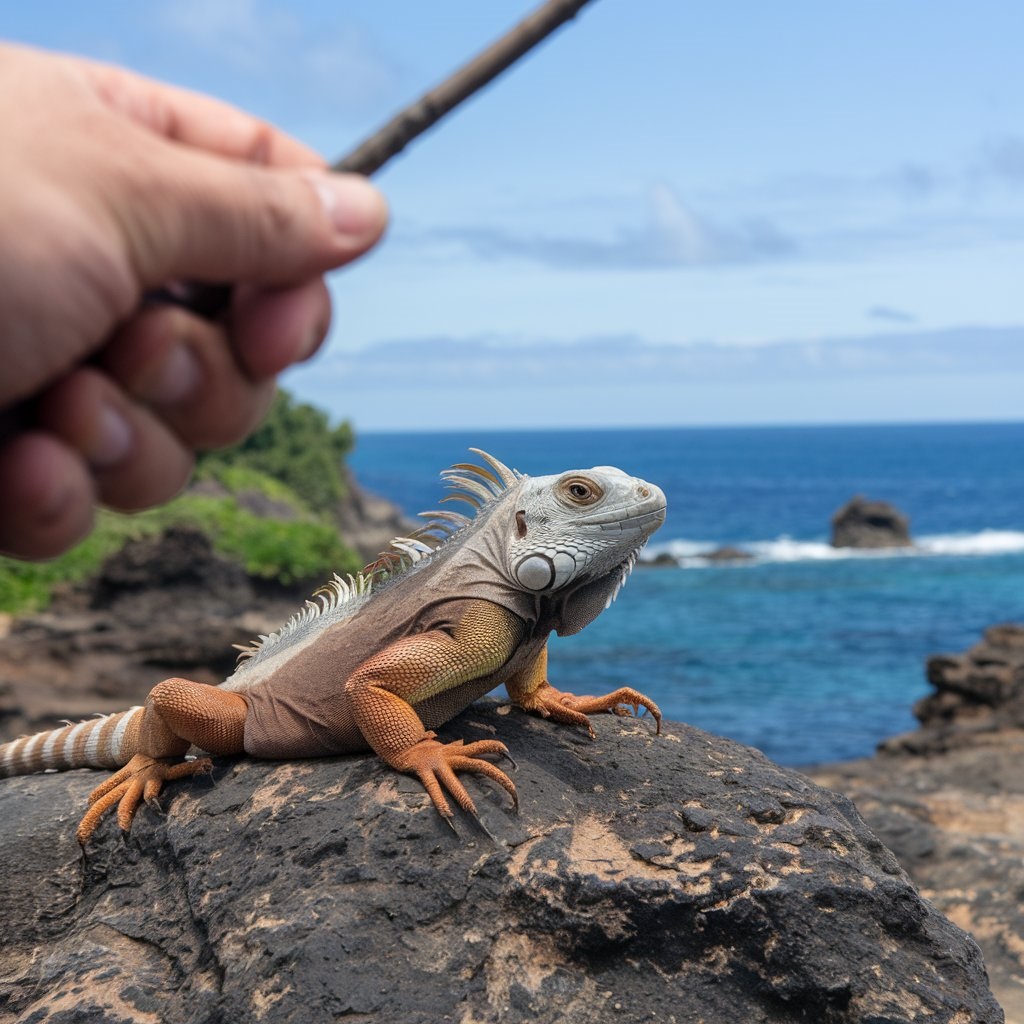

{"left": 643, "top": 529, "right": 1024, "bottom": 568}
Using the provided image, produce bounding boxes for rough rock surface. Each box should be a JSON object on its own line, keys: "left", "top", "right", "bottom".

{"left": 0, "top": 528, "right": 298, "bottom": 742}
{"left": 883, "top": 624, "right": 1024, "bottom": 754}
{"left": 814, "top": 733, "right": 1024, "bottom": 1024}
{"left": 335, "top": 464, "right": 418, "bottom": 563}
{"left": 0, "top": 702, "right": 1000, "bottom": 1024}
{"left": 830, "top": 496, "right": 912, "bottom": 549}
{"left": 704, "top": 545, "right": 755, "bottom": 563}
{"left": 813, "top": 625, "right": 1024, "bottom": 1023}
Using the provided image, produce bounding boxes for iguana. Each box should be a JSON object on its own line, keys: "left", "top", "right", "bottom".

{"left": 0, "top": 450, "right": 666, "bottom": 843}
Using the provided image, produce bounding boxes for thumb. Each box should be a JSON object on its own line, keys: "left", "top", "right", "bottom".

{"left": 120, "top": 145, "right": 388, "bottom": 287}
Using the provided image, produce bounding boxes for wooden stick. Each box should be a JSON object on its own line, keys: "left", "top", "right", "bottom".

{"left": 334, "top": 0, "right": 598, "bottom": 176}
{"left": 147, "top": 0, "right": 598, "bottom": 319}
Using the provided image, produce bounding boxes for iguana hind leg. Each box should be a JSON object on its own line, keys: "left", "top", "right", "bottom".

{"left": 507, "top": 644, "right": 662, "bottom": 738}
{"left": 78, "top": 677, "right": 247, "bottom": 844}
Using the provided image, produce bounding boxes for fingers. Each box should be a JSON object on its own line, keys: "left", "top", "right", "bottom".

{"left": 118, "top": 147, "right": 388, "bottom": 288}
{"left": 102, "top": 279, "right": 330, "bottom": 440}
{"left": 0, "top": 284, "right": 326, "bottom": 561}
{"left": 36, "top": 368, "right": 195, "bottom": 513}
{"left": 0, "top": 432, "right": 95, "bottom": 559}
{"left": 100, "top": 306, "right": 275, "bottom": 449}
{"left": 229, "top": 277, "right": 332, "bottom": 379}
{"left": 70, "top": 50, "right": 389, "bottom": 288}
{"left": 77, "top": 55, "right": 325, "bottom": 167}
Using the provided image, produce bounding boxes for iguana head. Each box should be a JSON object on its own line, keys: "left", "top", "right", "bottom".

{"left": 421, "top": 450, "right": 667, "bottom": 634}
{"left": 506, "top": 464, "right": 666, "bottom": 592}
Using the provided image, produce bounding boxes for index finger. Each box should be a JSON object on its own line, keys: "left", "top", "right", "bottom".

{"left": 74, "top": 55, "right": 325, "bottom": 169}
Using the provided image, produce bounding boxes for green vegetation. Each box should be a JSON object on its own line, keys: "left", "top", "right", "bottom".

{"left": 0, "top": 390, "right": 362, "bottom": 614}
{"left": 197, "top": 390, "right": 354, "bottom": 517}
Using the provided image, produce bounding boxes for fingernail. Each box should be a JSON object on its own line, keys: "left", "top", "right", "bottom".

{"left": 91, "top": 404, "right": 133, "bottom": 468}
{"left": 145, "top": 344, "right": 201, "bottom": 406}
{"left": 306, "top": 171, "right": 387, "bottom": 238}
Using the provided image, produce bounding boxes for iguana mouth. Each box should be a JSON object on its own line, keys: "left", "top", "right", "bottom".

{"left": 579, "top": 504, "right": 667, "bottom": 533}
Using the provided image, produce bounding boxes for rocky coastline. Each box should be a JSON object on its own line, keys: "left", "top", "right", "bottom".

{"left": 811, "top": 623, "right": 1024, "bottom": 1023}
{"left": 0, "top": 529, "right": 1019, "bottom": 1020}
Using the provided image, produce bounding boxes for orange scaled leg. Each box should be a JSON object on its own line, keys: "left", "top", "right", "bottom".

{"left": 77, "top": 677, "right": 247, "bottom": 844}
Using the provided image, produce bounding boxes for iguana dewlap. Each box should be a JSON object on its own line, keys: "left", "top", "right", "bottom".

{"left": 0, "top": 450, "right": 666, "bottom": 843}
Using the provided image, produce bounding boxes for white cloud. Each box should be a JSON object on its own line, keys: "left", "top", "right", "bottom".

{"left": 304, "top": 324, "right": 1024, "bottom": 391}
{"left": 417, "top": 183, "right": 796, "bottom": 270}
{"left": 157, "top": 0, "right": 399, "bottom": 110}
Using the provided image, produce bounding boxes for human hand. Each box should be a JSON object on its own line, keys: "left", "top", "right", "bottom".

{"left": 0, "top": 42, "right": 387, "bottom": 560}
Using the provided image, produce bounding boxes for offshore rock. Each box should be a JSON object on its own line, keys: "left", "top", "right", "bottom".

{"left": 830, "top": 495, "right": 912, "bottom": 548}
{"left": 0, "top": 701, "right": 1000, "bottom": 1024}
{"left": 704, "top": 545, "right": 755, "bottom": 562}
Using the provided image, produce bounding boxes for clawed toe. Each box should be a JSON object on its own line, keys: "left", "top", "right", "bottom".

{"left": 77, "top": 754, "right": 212, "bottom": 845}
{"left": 396, "top": 737, "right": 518, "bottom": 825}
{"left": 517, "top": 682, "right": 663, "bottom": 737}
{"left": 558, "top": 688, "right": 662, "bottom": 735}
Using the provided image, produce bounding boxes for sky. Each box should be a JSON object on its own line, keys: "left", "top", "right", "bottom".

{"left": 8, "top": 2, "right": 1024, "bottom": 430}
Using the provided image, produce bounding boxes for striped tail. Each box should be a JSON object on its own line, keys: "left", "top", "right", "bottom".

{"left": 0, "top": 707, "right": 144, "bottom": 778}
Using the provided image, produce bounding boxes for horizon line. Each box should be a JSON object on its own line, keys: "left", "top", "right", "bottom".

{"left": 351, "top": 416, "right": 1024, "bottom": 436}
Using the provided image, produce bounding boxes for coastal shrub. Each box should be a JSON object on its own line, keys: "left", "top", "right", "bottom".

{"left": 197, "top": 463, "right": 313, "bottom": 515}
{"left": 0, "top": 494, "right": 362, "bottom": 614}
{"left": 0, "top": 389, "right": 361, "bottom": 613}
{"left": 197, "top": 390, "right": 354, "bottom": 517}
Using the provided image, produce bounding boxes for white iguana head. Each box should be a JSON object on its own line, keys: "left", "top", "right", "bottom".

{"left": 426, "top": 450, "right": 667, "bottom": 635}
{"left": 505, "top": 465, "right": 666, "bottom": 592}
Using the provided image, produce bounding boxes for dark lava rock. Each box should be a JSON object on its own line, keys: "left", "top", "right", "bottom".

{"left": 704, "top": 545, "right": 755, "bottom": 563}
{"left": 881, "top": 623, "right": 1024, "bottom": 755}
{"left": 813, "top": 733, "right": 1024, "bottom": 1024}
{"left": 87, "top": 526, "right": 253, "bottom": 612}
{"left": 0, "top": 702, "right": 1000, "bottom": 1024}
{"left": 830, "top": 496, "right": 912, "bottom": 549}
{"left": 813, "top": 624, "right": 1024, "bottom": 1021}
{"left": 0, "top": 529, "right": 298, "bottom": 742}
{"left": 335, "top": 464, "right": 418, "bottom": 563}
{"left": 641, "top": 551, "right": 679, "bottom": 568}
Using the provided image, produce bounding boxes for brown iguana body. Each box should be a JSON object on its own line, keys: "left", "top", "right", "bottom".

{"left": 0, "top": 450, "right": 666, "bottom": 842}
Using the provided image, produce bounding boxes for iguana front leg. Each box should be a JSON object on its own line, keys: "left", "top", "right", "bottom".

{"left": 78, "top": 678, "right": 247, "bottom": 843}
{"left": 344, "top": 600, "right": 524, "bottom": 824}
{"left": 507, "top": 644, "right": 662, "bottom": 737}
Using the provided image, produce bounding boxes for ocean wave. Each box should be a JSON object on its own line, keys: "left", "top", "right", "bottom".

{"left": 643, "top": 529, "right": 1024, "bottom": 568}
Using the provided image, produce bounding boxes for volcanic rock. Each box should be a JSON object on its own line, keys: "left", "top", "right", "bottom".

{"left": 704, "top": 545, "right": 755, "bottom": 562}
{"left": 882, "top": 623, "right": 1024, "bottom": 754}
{"left": 813, "top": 624, "right": 1024, "bottom": 1022}
{"left": 0, "top": 702, "right": 1000, "bottom": 1024}
{"left": 0, "top": 529, "right": 297, "bottom": 742}
{"left": 335, "top": 464, "right": 418, "bottom": 563}
{"left": 830, "top": 496, "right": 912, "bottom": 548}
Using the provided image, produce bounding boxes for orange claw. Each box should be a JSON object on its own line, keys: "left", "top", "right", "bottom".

{"left": 518, "top": 682, "right": 662, "bottom": 737}
{"left": 77, "top": 753, "right": 212, "bottom": 845}
{"left": 393, "top": 735, "right": 518, "bottom": 824}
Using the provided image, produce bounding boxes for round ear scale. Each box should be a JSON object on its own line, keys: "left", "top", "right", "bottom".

{"left": 514, "top": 551, "right": 578, "bottom": 591}
{"left": 515, "top": 554, "right": 555, "bottom": 591}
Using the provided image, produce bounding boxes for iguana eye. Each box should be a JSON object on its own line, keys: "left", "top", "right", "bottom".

{"left": 558, "top": 475, "right": 603, "bottom": 506}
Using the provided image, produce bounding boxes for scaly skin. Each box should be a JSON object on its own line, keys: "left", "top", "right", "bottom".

{"left": 0, "top": 451, "right": 666, "bottom": 843}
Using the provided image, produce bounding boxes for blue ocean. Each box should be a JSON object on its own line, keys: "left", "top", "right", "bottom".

{"left": 349, "top": 423, "right": 1024, "bottom": 766}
